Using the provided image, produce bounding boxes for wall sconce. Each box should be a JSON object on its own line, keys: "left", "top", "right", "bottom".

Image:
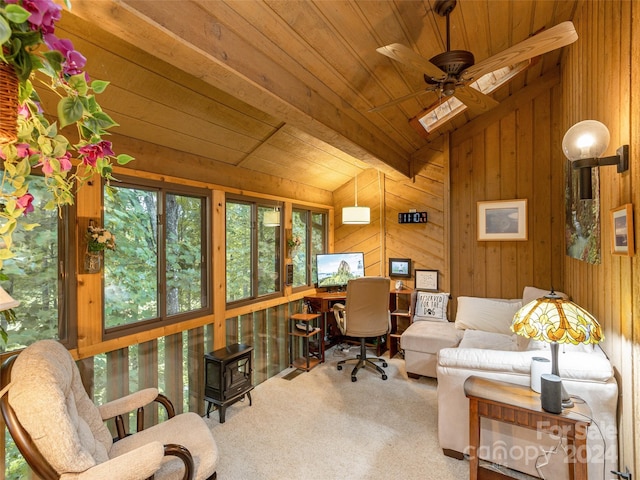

{"left": 562, "top": 120, "right": 629, "bottom": 200}
{"left": 342, "top": 174, "right": 370, "bottom": 225}
{"left": 263, "top": 207, "right": 281, "bottom": 227}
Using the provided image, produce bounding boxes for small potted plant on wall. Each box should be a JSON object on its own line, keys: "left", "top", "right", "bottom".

{"left": 84, "top": 222, "right": 115, "bottom": 273}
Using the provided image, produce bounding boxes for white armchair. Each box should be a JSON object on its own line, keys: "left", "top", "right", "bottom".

{"left": 0, "top": 340, "right": 218, "bottom": 480}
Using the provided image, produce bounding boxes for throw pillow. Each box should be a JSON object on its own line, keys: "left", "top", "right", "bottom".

{"left": 414, "top": 292, "right": 449, "bottom": 322}
{"left": 454, "top": 296, "right": 522, "bottom": 335}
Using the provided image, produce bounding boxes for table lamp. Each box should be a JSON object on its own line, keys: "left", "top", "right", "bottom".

{"left": 511, "top": 290, "right": 603, "bottom": 409}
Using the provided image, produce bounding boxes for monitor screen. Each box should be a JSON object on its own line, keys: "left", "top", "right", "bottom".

{"left": 316, "top": 252, "right": 365, "bottom": 289}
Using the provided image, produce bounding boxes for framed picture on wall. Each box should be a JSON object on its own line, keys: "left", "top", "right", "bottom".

{"left": 415, "top": 269, "right": 439, "bottom": 291}
{"left": 611, "top": 204, "right": 634, "bottom": 256}
{"left": 389, "top": 258, "right": 412, "bottom": 278}
{"left": 477, "top": 199, "right": 528, "bottom": 241}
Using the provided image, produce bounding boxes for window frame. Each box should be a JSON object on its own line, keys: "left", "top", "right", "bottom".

{"left": 102, "top": 175, "right": 212, "bottom": 340}
{"left": 225, "top": 195, "right": 283, "bottom": 307}
{"left": 0, "top": 172, "right": 77, "bottom": 352}
{"left": 290, "top": 206, "right": 328, "bottom": 291}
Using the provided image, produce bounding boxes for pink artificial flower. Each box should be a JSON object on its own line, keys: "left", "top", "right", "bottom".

{"left": 17, "top": 103, "right": 30, "bottom": 119}
{"left": 16, "top": 193, "right": 35, "bottom": 215}
{"left": 0, "top": 143, "right": 36, "bottom": 161}
{"left": 58, "top": 152, "right": 72, "bottom": 172}
{"left": 8, "top": 0, "right": 62, "bottom": 34}
{"left": 38, "top": 152, "right": 71, "bottom": 176}
{"left": 79, "top": 141, "right": 114, "bottom": 167}
{"left": 46, "top": 36, "right": 87, "bottom": 76}
{"left": 15, "top": 143, "right": 35, "bottom": 158}
{"left": 39, "top": 156, "right": 53, "bottom": 175}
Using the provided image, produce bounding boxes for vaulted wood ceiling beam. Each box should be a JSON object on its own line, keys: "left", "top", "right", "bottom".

{"left": 66, "top": 0, "right": 410, "bottom": 180}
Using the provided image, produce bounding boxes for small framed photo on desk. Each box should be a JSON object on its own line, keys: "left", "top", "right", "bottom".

{"left": 389, "top": 258, "right": 412, "bottom": 278}
{"left": 415, "top": 269, "right": 438, "bottom": 291}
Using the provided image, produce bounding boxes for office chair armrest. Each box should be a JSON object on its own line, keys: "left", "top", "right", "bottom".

{"left": 74, "top": 441, "right": 165, "bottom": 480}
{"left": 98, "top": 387, "right": 160, "bottom": 421}
{"left": 333, "top": 303, "right": 346, "bottom": 335}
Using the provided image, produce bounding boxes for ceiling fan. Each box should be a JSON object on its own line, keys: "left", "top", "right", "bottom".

{"left": 371, "top": 0, "right": 578, "bottom": 116}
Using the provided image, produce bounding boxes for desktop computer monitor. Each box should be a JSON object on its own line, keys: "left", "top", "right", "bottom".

{"left": 315, "top": 252, "right": 365, "bottom": 290}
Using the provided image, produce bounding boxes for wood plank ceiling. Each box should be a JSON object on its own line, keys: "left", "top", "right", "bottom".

{"left": 56, "top": 0, "right": 577, "bottom": 193}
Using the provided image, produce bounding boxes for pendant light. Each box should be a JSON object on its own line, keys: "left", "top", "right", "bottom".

{"left": 342, "top": 174, "right": 370, "bottom": 225}
{"left": 263, "top": 207, "right": 280, "bottom": 227}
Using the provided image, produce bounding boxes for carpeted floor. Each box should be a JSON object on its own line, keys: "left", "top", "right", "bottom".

{"left": 204, "top": 347, "right": 470, "bottom": 479}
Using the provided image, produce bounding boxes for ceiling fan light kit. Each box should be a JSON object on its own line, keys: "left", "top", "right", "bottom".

{"left": 372, "top": 0, "right": 578, "bottom": 136}
{"left": 413, "top": 60, "right": 532, "bottom": 136}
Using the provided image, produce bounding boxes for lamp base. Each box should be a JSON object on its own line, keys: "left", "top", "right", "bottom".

{"left": 561, "top": 384, "right": 574, "bottom": 409}
{"left": 550, "top": 342, "right": 574, "bottom": 409}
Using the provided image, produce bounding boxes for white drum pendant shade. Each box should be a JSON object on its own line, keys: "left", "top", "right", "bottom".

{"left": 342, "top": 206, "right": 370, "bottom": 224}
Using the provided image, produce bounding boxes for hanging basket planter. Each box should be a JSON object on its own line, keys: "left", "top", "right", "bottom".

{"left": 0, "top": 63, "right": 19, "bottom": 144}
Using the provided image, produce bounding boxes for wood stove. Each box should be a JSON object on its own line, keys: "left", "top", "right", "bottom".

{"left": 204, "top": 343, "right": 253, "bottom": 423}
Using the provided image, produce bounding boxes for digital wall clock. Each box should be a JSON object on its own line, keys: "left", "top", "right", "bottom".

{"left": 398, "top": 211, "right": 428, "bottom": 224}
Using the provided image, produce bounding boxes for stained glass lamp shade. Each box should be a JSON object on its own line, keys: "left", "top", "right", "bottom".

{"left": 511, "top": 291, "right": 603, "bottom": 408}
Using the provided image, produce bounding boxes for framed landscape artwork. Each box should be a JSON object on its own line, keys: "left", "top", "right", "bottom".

{"left": 477, "top": 199, "right": 528, "bottom": 241}
{"left": 611, "top": 204, "right": 634, "bottom": 256}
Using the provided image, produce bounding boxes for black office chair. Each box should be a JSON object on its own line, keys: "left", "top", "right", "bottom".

{"left": 333, "top": 277, "right": 391, "bottom": 381}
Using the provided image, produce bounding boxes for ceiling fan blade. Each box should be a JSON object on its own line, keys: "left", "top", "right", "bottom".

{"left": 453, "top": 86, "right": 499, "bottom": 114}
{"left": 369, "top": 88, "right": 435, "bottom": 112}
{"left": 462, "top": 21, "right": 578, "bottom": 81}
{"left": 376, "top": 43, "right": 447, "bottom": 81}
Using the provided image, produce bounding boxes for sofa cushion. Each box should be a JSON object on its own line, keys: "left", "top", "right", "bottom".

{"left": 401, "top": 320, "right": 462, "bottom": 353}
{"left": 414, "top": 292, "right": 449, "bottom": 322}
{"left": 458, "top": 329, "right": 519, "bottom": 351}
{"left": 454, "top": 296, "right": 522, "bottom": 335}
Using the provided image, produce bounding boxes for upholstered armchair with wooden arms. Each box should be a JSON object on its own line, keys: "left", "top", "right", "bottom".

{"left": 0, "top": 340, "right": 218, "bottom": 480}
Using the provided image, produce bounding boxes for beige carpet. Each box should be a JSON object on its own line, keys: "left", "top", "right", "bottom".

{"left": 205, "top": 347, "right": 470, "bottom": 479}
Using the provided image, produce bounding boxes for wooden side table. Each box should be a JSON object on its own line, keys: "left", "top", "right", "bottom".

{"left": 464, "top": 375, "right": 591, "bottom": 480}
{"left": 289, "top": 312, "right": 323, "bottom": 371}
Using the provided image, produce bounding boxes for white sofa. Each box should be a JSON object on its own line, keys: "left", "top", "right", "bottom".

{"left": 402, "top": 287, "right": 619, "bottom": 480}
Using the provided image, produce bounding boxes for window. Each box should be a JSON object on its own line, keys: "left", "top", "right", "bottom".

{"left": 226, "top": 197, "right": 281, "bottom": 304}
{"left": 292, "top": 208, "right": 327, "bottom": 288}
{"left": 103, "top": 177, "right": 210, "bottom": 336}
{"left": 0, "top": 175, "right": 75, "bottom": 352}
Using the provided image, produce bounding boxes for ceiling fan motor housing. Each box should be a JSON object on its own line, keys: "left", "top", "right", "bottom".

{"left": 429, "top": 50, "right": 474, "bottom": 76}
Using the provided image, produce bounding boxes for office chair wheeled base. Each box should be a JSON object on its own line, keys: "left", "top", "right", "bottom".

{"left": 337, "top": 338, "right": 388, "bottom": 382}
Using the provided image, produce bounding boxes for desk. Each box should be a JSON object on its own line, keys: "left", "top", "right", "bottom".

{"left": 304, "top": 292, "right": 347, "bottom": 347}
{"left": 305, "top": 290, "right": 412, "bottom": 355}
{"left": 464, "top": 376, "right": 591, "bottom": 480}
{"left": 304, "top": 291, "right": 347, "bottom": 313}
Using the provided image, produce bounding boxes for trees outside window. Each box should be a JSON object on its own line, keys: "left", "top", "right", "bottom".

{"left": 226, "top": 197, "right": 281, "bottom": 304}
{"left": 103, "top": 178, "right": 210, "bottom": 335}
{"left": 292, "top": 208, "right": 326, "bottom": 288}
{"left": 0, "top": 175, "right": 74, "bottom": 352}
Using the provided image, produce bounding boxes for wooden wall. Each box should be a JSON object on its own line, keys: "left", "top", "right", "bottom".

{"left": 448, "top": 70, "right": 566, "bottom": 305}
{"left": 333, "top": 136, "right": 449, "bottom": 292}
{"left": 562, "top": 1, "right": 637, "bottom": 474}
